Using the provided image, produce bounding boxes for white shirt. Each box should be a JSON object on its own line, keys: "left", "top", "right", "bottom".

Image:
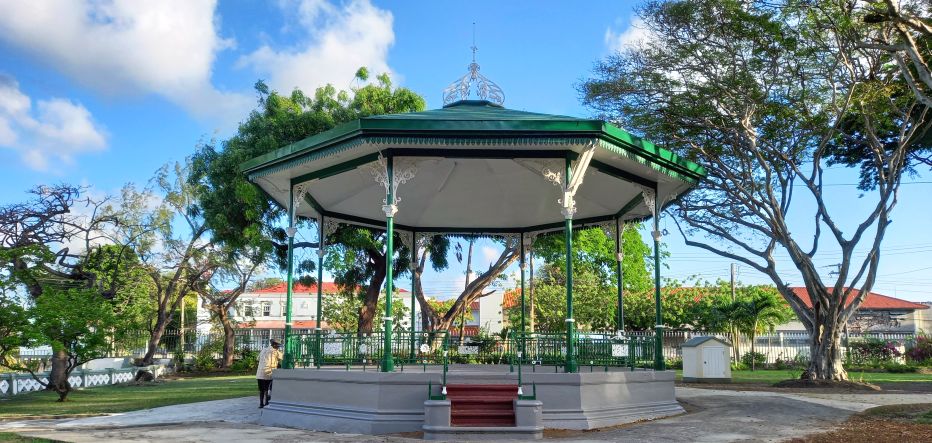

{"left": 256, "top": 346, "right": 283, "bottom": 380}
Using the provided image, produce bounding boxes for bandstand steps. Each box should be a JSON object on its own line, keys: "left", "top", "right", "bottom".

{"left": 446, "top": 384, "right": 518, "bottom": 427}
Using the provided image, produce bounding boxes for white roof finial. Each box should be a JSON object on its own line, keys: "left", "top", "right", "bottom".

{"left": 442, "top": 22, "right": 505, "bottom": 106}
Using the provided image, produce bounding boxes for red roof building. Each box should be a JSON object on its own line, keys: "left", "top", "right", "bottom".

{"left": 787, "top": 287, "right": 928, "bottom": 311}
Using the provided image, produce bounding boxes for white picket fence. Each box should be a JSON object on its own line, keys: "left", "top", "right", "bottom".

{"left": 0, "top": 365, "right": 164, "bottom": 397}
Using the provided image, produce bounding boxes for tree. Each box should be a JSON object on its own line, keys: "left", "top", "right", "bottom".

{"left": 0, "top": 185, "right": 141, "bottom": 395}
{"left": 133, "top": 162, "right": 217, "bottom": 365}
{"left": 737, "top": 289, "right": 793, "bottom": 370}
{"left": 4, "top": 288, "right": 116, "bottom": 401}
{"left": 322, "top": 287, "right": 409, "bottom": 333}
{"left": 534, "top": 225, "right": 654, "bottom": 292}
{"left": 196, "top": 250, "right": 262, "bottom": 368}
{"left": 582, "top": 0, "right": 929, "bottom": 380}
{"left": 190, "top": 71, "right": 426, "bottom": 332}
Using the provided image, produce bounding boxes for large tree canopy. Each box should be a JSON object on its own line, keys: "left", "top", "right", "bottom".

{"left": 582, "top": 0, "right": 929, "bottom": 380}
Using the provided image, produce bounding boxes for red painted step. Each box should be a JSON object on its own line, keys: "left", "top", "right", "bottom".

{"left": 446, "top": 384, "right": 518, "bottom": 427}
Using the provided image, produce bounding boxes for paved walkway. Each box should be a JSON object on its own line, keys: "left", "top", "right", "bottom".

{"left": 3, "top": 387, "right": 931, "bottom": 442}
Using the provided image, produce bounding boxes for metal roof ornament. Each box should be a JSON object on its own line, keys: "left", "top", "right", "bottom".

{"left": 442, "top": 29, "right": 504, "bottom": 106}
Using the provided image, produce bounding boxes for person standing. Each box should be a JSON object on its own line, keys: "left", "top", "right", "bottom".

{"left": 256, "top": 338, "right": 283, "bottom": 408}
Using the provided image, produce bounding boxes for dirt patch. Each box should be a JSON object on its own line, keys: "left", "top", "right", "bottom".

{"left": 773, "top": 379, "right": 880, "bottom": 391}
{"left": 789, "top": 403, "right": 932, "bottom": 443}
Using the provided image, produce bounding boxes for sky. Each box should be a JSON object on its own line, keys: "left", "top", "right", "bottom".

{"left": 0, "top": 0, "right": 929, "bottom": 302}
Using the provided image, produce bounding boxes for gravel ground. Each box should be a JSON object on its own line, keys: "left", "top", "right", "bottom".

{"left": 3, "top": 386, "right": 932, "bottom": 442}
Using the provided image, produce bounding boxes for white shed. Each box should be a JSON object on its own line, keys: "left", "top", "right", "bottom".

{"left": 681, "top": 336, "right": 732, "bottom": 382}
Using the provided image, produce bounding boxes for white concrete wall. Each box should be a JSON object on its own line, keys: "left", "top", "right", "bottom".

{"left": 479, "top": 290, "right": 504, "bottom": 335}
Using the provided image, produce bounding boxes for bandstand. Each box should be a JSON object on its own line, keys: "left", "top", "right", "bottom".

{"left": 241, "top": 59, "right": 705, "bottom": 438}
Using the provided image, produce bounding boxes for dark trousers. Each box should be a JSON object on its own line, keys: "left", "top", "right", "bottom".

{"left": 257, "top": 379, "right": 273, "bottom": 406}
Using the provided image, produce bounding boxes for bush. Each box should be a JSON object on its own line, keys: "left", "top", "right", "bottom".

{"left": 194, "top": 339, "right": 223, "bottom": 372}
{"left": 740, "top": 351, "right": 767, "bottom": 368}
{"left": 665, "top": 358, "right": 683, "bottom": 369}
{"left": 906, "top": 333, "right": 932, "bottom": 366}
{"left": 231, "top": 348, "right": 259, "bottom": 372}
{"left": 731, "top": 361, "right": 748, "bottom": 371}
{"left": 849, "top": 338, "right": 901, "bottom": 365}
{"left": 883, "top": 362, "right": 918, "bottom": 373}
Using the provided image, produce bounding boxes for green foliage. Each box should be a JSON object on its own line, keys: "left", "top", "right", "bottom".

{"left": 0, "top": 292, "right": 30, "bottom": 369}
{"left": 230, "top": 348, "right": 259, "bottom": 372}
{"left": 740, "top": 351, "right": 766, "bottom": 368}
{"left": 189, "top": 70, "right": 426, "bottom": 273}
{"left": 906, "top": 332, "right": 932, "bottom": 366}
{"left": 33, "top": 288, "right": 116, "bottom": 362}
{"left": 194, "top": 339, "right": 224, "bottom": 372}
{"left": 322, "top": 288, "right": 410, "bottom": 332}
{"left": 533, "top": 225, "right": 652, "bottom": 292}
{"left": 849, "top": 338, "right": 902, "bottom": 366}
{"left": 665, "top": 357, "right": 683, "bottom": 370}
{"left": 881, "top": 362, "right": 918, "bottom": 374}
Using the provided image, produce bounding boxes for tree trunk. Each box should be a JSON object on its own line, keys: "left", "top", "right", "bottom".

{"left": 143, "top": 312, "right": 170, "bottom": 365}
{"left": 434, "top": 246, "right": 519, "bottom": 332}
{"left": 357, "top": 252, "right": 386, "bottom": 334}
{"left": 459, "top": 239, "right": 474, "bottom": 344}
{"left": 220, "top": 310, "right": 235, "bottom": 369}
{"left": 48, "top": 348, "right": 71, "bottom": 402}
{"left": 803, "top": 321, "right": 848, "bottom": 381}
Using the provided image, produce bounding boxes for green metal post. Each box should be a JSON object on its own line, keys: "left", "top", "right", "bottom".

{"left": 283, "top": 187, "right": 296, "bottom": 369}
{"left": 564, "top": 157, "right": 577, "bottom": 373}
{"left": 615, "top": 219, "right": 624, "bottom": 332}
{"left": 382, "top": 156, "right": 396, "bottom": 372}
{"left": 315, "top": 217, "right": 325, "bottom": 368}
{"left": 410, "top": 232, "right": 417, "bottom": 361}
{"left": 652, "top": 193, "right": 665, "bottom": 371}
{"left": 519, "top": 233, "right": 526, "bottom": 364}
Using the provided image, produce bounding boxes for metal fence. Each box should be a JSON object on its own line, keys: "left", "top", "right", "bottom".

{"left": 13, "top": 328, "right": 918, "bottom": 368}
{"left": 626, "top": 330, "right": 917, "bottom": 365}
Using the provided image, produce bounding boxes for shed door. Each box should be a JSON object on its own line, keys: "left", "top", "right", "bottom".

{"left": 702, "top": 346, "right": 725, "bottom": 378}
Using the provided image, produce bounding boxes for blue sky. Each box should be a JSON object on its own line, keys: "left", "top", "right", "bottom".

{"left": 0, "top": 1, "right": 929, "bottom": 302}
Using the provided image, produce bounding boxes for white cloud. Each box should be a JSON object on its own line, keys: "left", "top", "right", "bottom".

{"left": 239, "top": 0, "right": 395, "bottom": 94}
{"left": 481, "top": 246, "right": 500, "bottom": 267}
{"left": 605, "top": 17, "right": 651, "bottom": 54}
{"left": 0, "top": 0, "right": 251, "bottom": 125}
{"left": 0, "top": 76, "right": 107, "bottom": 171}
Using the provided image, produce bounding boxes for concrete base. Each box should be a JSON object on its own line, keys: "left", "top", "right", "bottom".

{"left": 259, "top": 366, "right": 683, "bottom": 434}
{"left": 682, "top": 377, "right": 732, "bottom": 383}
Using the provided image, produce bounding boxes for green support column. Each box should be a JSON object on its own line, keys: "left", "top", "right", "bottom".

{"left": 652, "top": 193, "right": 665, "bottom": 371}
{"left": 410, "top": 231, "right": 417, "bottom": 361}
{"left": 615, "top": 219, "right": 624, "bottom": 332}
{"left": 519, "top": 232, "right": 526, "bottom": 362}
{"left": 520, "top": 233, "right": 526, "bottom": 333}
{"left": 564, "top": 157, "right": 577, "bottom": 373}
{"left": 283, "top": 187, "right": 296, "bottom": 369}
{"left": 382, "top": 157, "right": 396, "bottom": 372}
{"left": 315, "top": 218, "right": 325, "bottom": 368}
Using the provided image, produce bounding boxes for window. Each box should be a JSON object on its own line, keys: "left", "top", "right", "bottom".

{"left": 243, "top": 304, "right": 254, "bottom": 317}
{"left": 261, "top": 302, "right": 272, "bottom": 317}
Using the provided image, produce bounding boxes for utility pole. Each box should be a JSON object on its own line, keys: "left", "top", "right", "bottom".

{"left": 730, "top": 263, "right": 736, "bottom": 301}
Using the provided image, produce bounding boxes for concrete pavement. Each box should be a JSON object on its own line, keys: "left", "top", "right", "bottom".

{"left": 3, "top": 387, "right": 931, "bottom": 442}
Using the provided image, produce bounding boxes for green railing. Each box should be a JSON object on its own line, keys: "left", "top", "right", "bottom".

{"left": 286, "top": 330, "right": 654, "bottom": 371}
{"left": 287, "top": 330, "right": 450, "bottom": 369}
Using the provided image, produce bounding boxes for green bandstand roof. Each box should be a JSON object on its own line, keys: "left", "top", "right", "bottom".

{"left": 242, "top": 99, "right": 705, "bottom": 234}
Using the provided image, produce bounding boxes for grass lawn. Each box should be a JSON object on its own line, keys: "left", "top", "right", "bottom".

{"left": 0, "top": 434, "right": 55, "bottom": 443}
{"left": 0, "top": 375, "right": 255, "bottom": 419}
{"left": 676, "top": 369, "right": 932, "bottom": 384}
